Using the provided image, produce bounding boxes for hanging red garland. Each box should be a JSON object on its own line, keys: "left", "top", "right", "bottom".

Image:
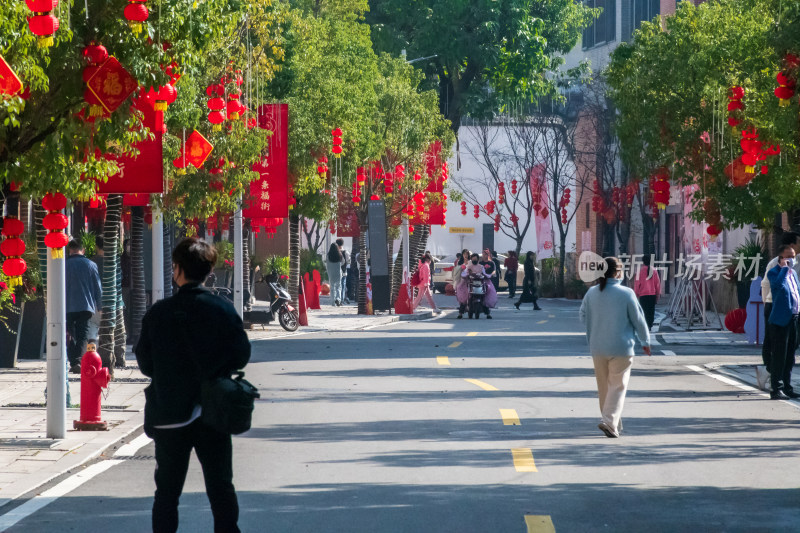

{"left": 25, "top": 0, "right": 59, "bottom": 48}
{"left": 331, "top": 128, "right": 343, "bottom": 157}
{"left": 123, "top": 0, "right": 149, "bottom": 36}
{"left": 1, "top": 217, "right": 26, "bottom": 288}
{"left": 460, "top": 201, "right": 467, "bottom": 216}
{"left": 41, "top": 193, "right": 69, "bottom": 259}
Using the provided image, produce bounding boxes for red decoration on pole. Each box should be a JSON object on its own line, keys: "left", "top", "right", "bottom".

{"left": 775, "top": 72, "right": 796, "bottom": 106}
{"left": 173, "top": 130, "right": 213, "bottom": 172}
{"left": 651, "top": 168, "right": 670, "bottom": 209}
{"left": 243, "top": 104, "right": 290, "bottom": 218}
{"left": 41, "top": 193, "right": 69, "bottom": 259}
{"left": 1, "top": 217, "right": 26, "bottom": 287}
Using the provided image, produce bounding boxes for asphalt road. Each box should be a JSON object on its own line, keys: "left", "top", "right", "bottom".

{"left": 3, "top": 298, "right": 800, "bottom": 532}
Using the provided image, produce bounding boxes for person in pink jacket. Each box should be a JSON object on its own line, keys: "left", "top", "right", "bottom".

{"left": 633, "top": 254, "right": 661, "bottom": 330}
{"left": 412, "top": 254, "right": 440, "bottom": 313}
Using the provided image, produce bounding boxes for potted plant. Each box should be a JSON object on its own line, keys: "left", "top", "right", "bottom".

{"left": 730, "top": 237, "right": 767, "bottom": 309}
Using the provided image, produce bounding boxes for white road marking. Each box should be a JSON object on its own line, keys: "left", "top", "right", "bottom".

{"left": 684, "top": 365, "right": 789, "bottom": 405}
{"left": 0, "top": 460, "right": 123, "bottom": 531}
{"left": 650, "top": 337, "right": 660, "bottom": 346}
{"left": 661, "top": 350, "right": 676, "bottom": 356}
{"left": 113, "top": 433, "right": 152, "bottom": 457}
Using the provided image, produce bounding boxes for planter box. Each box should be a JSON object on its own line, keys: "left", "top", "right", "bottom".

{"left": 0, "top": 302, "right": 22, "bottom": 368}
{"left": 17, "top": 298, "right": 46, "bottom": 360}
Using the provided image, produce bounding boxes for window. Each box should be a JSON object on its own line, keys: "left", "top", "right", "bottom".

{"left": 632, "top": 0, "right": 659, "bottom": 32}
{"left": 582, "top": 0, "right": 617, "bottom": 49}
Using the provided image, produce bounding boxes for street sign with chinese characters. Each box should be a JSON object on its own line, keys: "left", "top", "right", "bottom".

{"left": 448, "top": 227, "right": 474, "bottom": 234}
{"left": 243, "top": 103, "right": 288, "bottom": 218}
{"left": 86, "top": 56, "right": 138, "bottom": 114}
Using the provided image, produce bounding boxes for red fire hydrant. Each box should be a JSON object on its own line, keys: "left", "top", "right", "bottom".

{"left": 73, "top": 343, "right": 110, "bottom": 431}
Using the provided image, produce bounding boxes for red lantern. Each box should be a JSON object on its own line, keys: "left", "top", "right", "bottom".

{"left": 707, "top": 224, "right": 722, "bottom": 241}
{"left": 473, "top": 204, "right": 480, "bottom": 219}
{"left": 1, "top": 217, "right": 26, "bottom": 287}
{"left": 41, "top": 192, "right": 69, "bottom": 259}
{"left": 727, "top": 86, "right": 745, "bottom": 129}
{"left": 26, "top": 0, "right": 59, "bottom": 48}
{"left": 460, "top": 201, "right": 467, "bottom": 216}
{"left": 775, "top": 72, "right": 796, "bottom": 107}
{"left": 124, "top": 1, "right": 149, "bottom": 35}
{"left": 331, "top": 127, "right": 343, "bottom": 158}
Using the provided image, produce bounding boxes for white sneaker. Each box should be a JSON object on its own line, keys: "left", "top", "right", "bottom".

{"left": 598, "top": 422, "right": 619, "bottom": 438}
{"left": 755, "top": 366, "right": 771, "bottom": 392}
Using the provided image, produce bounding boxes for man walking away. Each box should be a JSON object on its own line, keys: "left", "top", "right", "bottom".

{"left": 135, "top": 237, "right": 251, "bottom": 533}
{"left": 65, "top": 240, "right": 102, "bottom": 372}
{"left": 766, "top": 244, "right": 800, "bottom": 400}
{"left": 338, "top": 238, "right": 350, "bottom": 304}
{"left": 504, "top": 251, "right": 519, "bottom": 298}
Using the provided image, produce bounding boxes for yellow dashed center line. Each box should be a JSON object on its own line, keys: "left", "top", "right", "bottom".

{"left": 464, "top": 378, "right": 498, "bottom": 391}
{"left": 467, "top": 332, "right": 478, "bottom": 337}
{"left": 536, "top": 320, "right": 547, "bottom": 324}
{"left": 448, "top": 341, "right": 462, "bottom": 348}
{"left": 524, "top": 515, "right": 555, "bottom": 532}
{"left": 511, "top": 448, "right": 537, "bottom": 472}
{"left": 499, "top": 408, "right": 521, "bottom": 425}
{"left": 436, "top": 356, "right": 451, "bottom": 366}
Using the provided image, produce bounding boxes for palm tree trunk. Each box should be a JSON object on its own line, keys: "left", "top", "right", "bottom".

{"left": 163, "top": 220, "right": 173, "bottom": 298}
{"left": 288, "top": 213, "right": 300, "bottom": 307}
{"left": 98, "top": 194, "right": 122, "bottom": 375}
{"left": 34, "top": 202, "right": 47, "bottom": 295}
{"left": 129, "top": 206, "right": 146, "bottom": 346}
{"left": 242, "top": 221, "right": 251, "bottom": 310}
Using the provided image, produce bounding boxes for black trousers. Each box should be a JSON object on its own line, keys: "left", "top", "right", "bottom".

{"left": 152, "top": 419, "right": 240, "bottom": 533}
{"left": 507, "top": 274, "right": 517, "bottom": 297}
{"left": 762, "top": 303, "right": 772, "bottom": 371}
{"left": 638, "top": 295, "right": 657, "bottom": 330}
{"left": 769, "top": 315, "right": 798, "bottom": 393}
{"left": 66, "top": 311, "right": 92, "bottom": 367}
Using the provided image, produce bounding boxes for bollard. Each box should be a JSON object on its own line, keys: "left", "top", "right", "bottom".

{"left": 73, "top": 343, "right": 110, "bottom": 431}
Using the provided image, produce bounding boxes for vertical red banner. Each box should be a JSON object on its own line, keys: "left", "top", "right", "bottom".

{"left": 243, "top": 103, "right": 289, "bottom": 218}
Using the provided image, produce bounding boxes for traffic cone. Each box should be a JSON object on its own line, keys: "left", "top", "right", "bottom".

{"left": 298, "top": 281, "right": 309, "bottom": 326}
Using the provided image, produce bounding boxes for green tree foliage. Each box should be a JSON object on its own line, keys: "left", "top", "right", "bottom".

{"left": 367, "top": 0, "right": 595, "bottom": 132}
{"left": 606, "top": 0, "right": 794, "bottom": 228}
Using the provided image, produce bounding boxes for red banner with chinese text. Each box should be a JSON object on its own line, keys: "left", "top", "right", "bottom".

{"left": 96, "top": 132, "right": 164, "bottom": 194}
{"left": 243, "top": 103, "right": 289, "bottom": 218}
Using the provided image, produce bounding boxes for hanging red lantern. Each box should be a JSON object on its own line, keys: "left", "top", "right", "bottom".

{"left": 123, "top": 0, "right": 149, "bottom": 35}
{"left": 41, "top": 192, "right": 69, "bottom": 259}
{"left": 384, "top": 172, "right": 394, "bottom": 198}
{"left": 1, "top": 217, "right": 26, "bottom": 288}
{"left": 707, "top": 224, "right": 722, "bottom": 241}
{"left": 473, "top": 204, "right": 480, "bottom": 219}
{"left": 727, "top": 86, "right": 745, "bottom": 128}
{"left": 25, "top": 0, "right": 59, "bottom": 48}
{"left": 651, "top": 168, "right": 670, "bottom": 209}
{"left": 775, "top": 72, "right": 796, "bottom": 107}
{"left": 510, "top": 180, "right": 518, "bottom": 195}
{"left": 331, "top": 127, "right": 343, "bottom": 158}
{"left": 460, "top": 201, "right": 467, "bottom": 216}
{"left": 413, "top": 172, "right": 422, "bottom": 182}
{"left": 370, "top": 194, "right": 380, "bottom": 201}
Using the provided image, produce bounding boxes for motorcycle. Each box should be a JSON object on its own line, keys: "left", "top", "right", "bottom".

{"left": 467, "top": 273, "right": 488, "bottom": 319}
{"left": 243, "top": 271, "right": 299, "bottom": 331}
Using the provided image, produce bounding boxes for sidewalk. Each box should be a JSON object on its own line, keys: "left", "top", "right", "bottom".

{"left": 654, "top": 306, "right": 753, "bottom": 346}
{"left": 0, "top": 352, "right": 146, "bottom": 508}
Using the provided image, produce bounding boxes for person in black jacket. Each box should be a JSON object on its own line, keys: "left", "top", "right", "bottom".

{"left": 135, "top": 237, "right": 251, "bottom": 533}
{"left": 514, "top": 251, "right": 542, "bottom": 310}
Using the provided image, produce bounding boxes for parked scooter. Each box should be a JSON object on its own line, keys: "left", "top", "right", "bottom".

{"left": 244, "top": 271, "right": 299, "bottom": 331}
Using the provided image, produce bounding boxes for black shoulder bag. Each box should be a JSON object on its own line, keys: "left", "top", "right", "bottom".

{"left": 201, "top": 371, "right": 260, "bottom": 435}
{"left": 176, "top": 300, "right": 260, "bottom": 435}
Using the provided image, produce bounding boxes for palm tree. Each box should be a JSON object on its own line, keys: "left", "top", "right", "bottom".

{"left": 129, "top": 206, "right": 146, "bottom": 346}
{"left": 98, "top": 194, "right": 122, "bottom": 374}
{"left": 288, "top": 213, "right": 301, "bottom": 307}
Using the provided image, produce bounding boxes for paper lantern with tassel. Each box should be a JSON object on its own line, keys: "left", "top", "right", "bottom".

{"left": 41, "top": 193, "right": 69, "bottom": 258}
{"left": 1, "top": 217, "right": 26, "bottom": 287}
{"left": 124, "top": 0, "right": 149, "bottom": 35}
{"left": 26, "top": 0, "right": 59, "bottom": 48}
